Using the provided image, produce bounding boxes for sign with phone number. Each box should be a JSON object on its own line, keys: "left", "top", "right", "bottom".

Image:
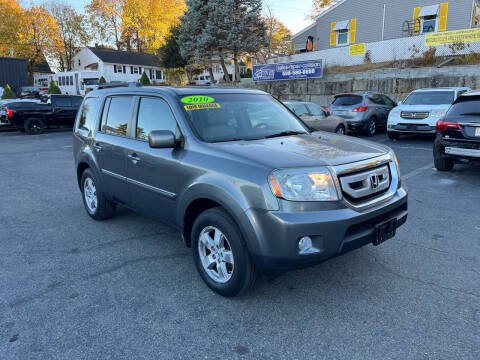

{"left": 253, "top": 59, "right": 324, "bottom": 82}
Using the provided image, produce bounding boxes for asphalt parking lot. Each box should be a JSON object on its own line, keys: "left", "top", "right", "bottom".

{"left": 1, "top": 128, "right": 479, "bottom": 360}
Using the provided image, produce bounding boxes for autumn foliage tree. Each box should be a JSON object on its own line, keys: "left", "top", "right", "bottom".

{"left": 311, "top": 0, "right": 341, "bottom": 18}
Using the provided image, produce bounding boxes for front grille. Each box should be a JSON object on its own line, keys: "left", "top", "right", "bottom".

{"left": 401, "top": 111, "right": 429, "bottom": 120}
{"left": 338, "top": 165, "right": 391, "bottom": 205}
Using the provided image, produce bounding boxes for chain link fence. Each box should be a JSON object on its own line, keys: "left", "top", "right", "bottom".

{"left": 269, "top": 29, "right": 480, "bottom": 71}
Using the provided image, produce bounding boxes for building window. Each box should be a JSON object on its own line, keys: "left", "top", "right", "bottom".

{"left": 78, "top": 59, "right": 81, "bottom": 66}
{"left": 149, "top": 69, "right": 154, "bottom": 80}
{"left": 131, "top": 66, "right": 139, "bottom": 74}
{"left": 156, "top": 70, "right": 162, "bottom": 80}
{"left": 422, "top": 15, "right": 437, "bottom": 33}
{"left": 337, "top": 29, "right": 349, "bottom": 45}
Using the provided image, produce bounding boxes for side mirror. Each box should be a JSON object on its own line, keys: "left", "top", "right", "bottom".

{"left": 148, "top": 130, "right": 177, "bottom": 148}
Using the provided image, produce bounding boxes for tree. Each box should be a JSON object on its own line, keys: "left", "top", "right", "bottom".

{"left": 21, "top": 5, "right": 62, "bottom": 82}
{"left": 0, "top": 0, "right": 25, "bottom": 58}
{"left": 86, "top": 0, "right": 123, "bottom": 49}
{"left": 159, "top": 25, "right": 189, "bottom": 82}
{"left": 139, "top": 71, "right": 151, "bottom": 85}
{"left": 1, "top": 85, "right": 16, "bottom": 99}
{"left": 48, "top": 2, "right": 91, "bottom": 72}
{"left": 47, "top": 80, "right": 61, "bottom": 94}
{"left": 311, "top": 0, "right": 341, "bottom": 18}
{"left": 98, "top": 76, "right": 106, "bottom": 85}
{"left": 259, "top": 3, "right": 292, "bottom": 61}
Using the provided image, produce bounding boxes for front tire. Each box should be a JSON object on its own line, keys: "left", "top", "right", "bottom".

{"left": 191, "top": 208, "right": 256, "bottom": 297}
{"left": 80, "top": 168, "right": 116, "bottom": 220}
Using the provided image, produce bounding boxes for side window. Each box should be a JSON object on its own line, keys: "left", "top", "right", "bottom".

{"left": 307, "top": 103, "right": 326, "bottom": 117}
{"left": 382, "top": 95, "right": 395, "bottom": 106}
{"left": 136, "top": 97, "right": 178, "bottom": 141}
{"left": 101, "top": 96, "right": 133, "bottom": 137}
{"left": 77, "top": 97, "right": 99, "bottom": 132}
{"left": 369, "top": 95, "right": 385, "bottom": 105}
{"left": 293, "top": 104, "right": 309, "bottom": 117}
{"left": 72, "top": 97, "right": 83, "bottom": 108}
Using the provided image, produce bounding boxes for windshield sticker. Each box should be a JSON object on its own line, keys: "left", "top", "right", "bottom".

{"left": 184, "top": 103, "right": 221, "bottom": 111}
{"left": 181, "top": 96, "right": 215, "bottom": 104}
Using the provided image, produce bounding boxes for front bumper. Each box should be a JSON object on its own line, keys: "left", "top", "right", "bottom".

{"left": 387, "top": 124, "right": 436, "bottom": 134}
{"left": 243, "top": 187, "right": 408, "bottom": 271}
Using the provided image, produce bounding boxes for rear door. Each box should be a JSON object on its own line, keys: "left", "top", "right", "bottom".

{"left": 123, "top": 96, "right": 185, "bottom": 225}
{"left": 94, "top": 95, "right": 135, "bottom": 205}
{"left": 51, "top": 96, "right": 75, "bottom": 126}
{"left": 305, "top": 103, "right": 332, "bottom": 131}
{"left": 368, "top": 94, "right": 389, "bottom": 124}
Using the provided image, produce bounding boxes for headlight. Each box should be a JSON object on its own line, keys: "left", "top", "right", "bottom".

{"left": 389, "top": 109, "right": 401, "bottom": 117}
{"left": 390, "top": 151, "right": 401, "bottom": 185}
{"left": 430, "top": 110, "right": 447, "bottom": 118}
{"left": 269, "top": 168, "right": 339, "bottom": 201}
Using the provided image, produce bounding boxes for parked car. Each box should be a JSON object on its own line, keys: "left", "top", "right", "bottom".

{"left": 6, "top": 94, "right": 83, "bottom": 134}
{"left": 19, "top": 86, "right": 40, "bottom": 99}
{"left": 433, "top": 91, "right": 480, "bottom": 171}
{"left": 329, "top": 92, "right": 396, "bottom": 136}
{"left": 283, "top": 100, "right": 348, "bottom": 134}
{"left": 387, "top": 87, "right": 470, "bottom": 140}
{"left": 0, "top": 99, "right": 41, "bottom": 127}
{"left": 74, "top": 87, "right": 408, "bottom": 297}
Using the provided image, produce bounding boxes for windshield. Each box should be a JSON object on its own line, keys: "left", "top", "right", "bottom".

{"left": 83, "top": 78, "right": 99, "bottom": 85}
{"left": 181, "top": 94, "right": 309, "bottom": 142}
{"left": 403, "top": 91, "right": 455, "bottom": 106}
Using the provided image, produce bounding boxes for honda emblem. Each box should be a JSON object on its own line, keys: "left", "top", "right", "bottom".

{"left": 370, "top": 175, "right": 380, "bottom": 189}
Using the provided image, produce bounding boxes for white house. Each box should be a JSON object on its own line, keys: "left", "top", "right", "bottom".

{"left": 193, "top": 59, "right": 248, "bottom": 84}
{"left": 72, "top": 47, "right": 165, "bottom": 84}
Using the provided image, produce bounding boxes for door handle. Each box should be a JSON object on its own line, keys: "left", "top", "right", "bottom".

{"left": 128, "top": 153, "right": 141, "bottom": 163}
{"left": 93, "top": 144, "right": 102, "bottom": 152}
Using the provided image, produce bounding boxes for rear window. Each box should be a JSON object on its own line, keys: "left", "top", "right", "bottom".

{"left": 71, "top": 97, "right": 83, "bottom": 108}
{"left": 332, "top": 95, "right": 363, "bottom": 106}
{"left": 54, "top": 97, "right": 72, "bottom": 107}
{"left": 403, "top": 91, "right": 455, "bottom": 106}
{"left": 447, "top": 96, "right": 480, "bottom": 116}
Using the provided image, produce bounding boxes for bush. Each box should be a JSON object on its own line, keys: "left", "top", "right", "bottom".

{"left": 422, "top": 47, "right": 437, "bottom": 66}
{"left": 1, "top": 84, "right": 15, "bottom": 99}
{"left": 240, "top": 68, "right": 252, "bottom": 79}
{"left": 47, "top": 80, "right": 61, "bottom": 94}
{"left": 139, "top": 72, "right": 151, "bottom": 86}
{"left": 98, "top": 76, "right": 106, "bottom": 85}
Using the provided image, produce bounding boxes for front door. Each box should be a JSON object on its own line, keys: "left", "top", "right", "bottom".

{"left": 94, "top": 96, "right": 135, "bottom": 205}
{"left": 124, "top": 96, "right": 185, "bottom": 225}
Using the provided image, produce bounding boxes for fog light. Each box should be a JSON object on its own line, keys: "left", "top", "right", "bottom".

{"left": 298, "top": 236, "right": 313, "bottom": 254}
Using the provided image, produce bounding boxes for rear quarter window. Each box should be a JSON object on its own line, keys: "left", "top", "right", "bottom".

{"left": 332, "top": 95, "right": 363, "bottom": 106}
{"left": 447, "top": 96, "right": 480, "bottom": 116}
{"left": 76, "top": 97, "right": 99, "bottom": 133}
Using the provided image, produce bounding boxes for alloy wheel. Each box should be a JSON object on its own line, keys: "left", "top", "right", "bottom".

{"left": 83, "top": 177, "right": 98, "bottom": 214}
{"left": 198, "top": 226, "right": 234, "bottom": 283}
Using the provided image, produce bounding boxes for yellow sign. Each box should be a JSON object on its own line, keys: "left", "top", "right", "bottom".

{"left": 349, "top": 43, "right": 365, "bottom": 56}
{"left": 184, "top": 103, "right": 221, "bottom": 111}
{"left": 426, "top": 28, "right": 480, "bottom": 46}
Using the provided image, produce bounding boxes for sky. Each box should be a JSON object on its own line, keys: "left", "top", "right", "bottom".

{"left": 27, "top": 0, "right": 315, "bottom": 35}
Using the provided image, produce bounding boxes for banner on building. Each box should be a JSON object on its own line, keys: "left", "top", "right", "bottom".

{"left": 426, "top": 28, "right": 480, "bottom": 46}
{"left": 252, "top": 59, "right": 324, "bottom": 82}
{"left": 349, "top": 43, "right": 366, "bottom": 56}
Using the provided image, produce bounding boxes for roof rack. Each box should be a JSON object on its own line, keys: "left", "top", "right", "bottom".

{"left": 97, "top": 81, "right": 142, "bottom": 90}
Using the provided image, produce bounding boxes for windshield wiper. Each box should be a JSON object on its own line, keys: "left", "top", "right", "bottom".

{"left": 264, "top": 131, "right": 307, "bottom": 139}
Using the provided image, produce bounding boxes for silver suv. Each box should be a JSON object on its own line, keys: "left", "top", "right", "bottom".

{"left": 330, "top": 92, "right": 397, "bottom": 136}
{"left": 73, "top": 87, "right": 408, "bottom": 297}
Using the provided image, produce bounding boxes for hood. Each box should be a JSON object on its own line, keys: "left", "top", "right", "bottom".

{"left": 209, "top": 133, "right": 390, "bottom": 169}
{"left": 394, "top": 104, "right": 450, "bottom": 112}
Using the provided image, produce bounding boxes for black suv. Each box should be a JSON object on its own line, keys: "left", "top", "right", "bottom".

{"left": 433, "top": 91, "right": 480, "bottom": 171}
{"left": 73, "top": 87, "right": 407, "bottom": 297}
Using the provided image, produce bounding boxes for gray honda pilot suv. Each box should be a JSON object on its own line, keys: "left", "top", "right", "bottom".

{"left": 73, "top": 87, "right": 408, "bottom": 297}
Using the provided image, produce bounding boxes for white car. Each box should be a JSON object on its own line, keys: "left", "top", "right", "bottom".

{"left": 387, "top": 87, "right": 470, "bottom": 140}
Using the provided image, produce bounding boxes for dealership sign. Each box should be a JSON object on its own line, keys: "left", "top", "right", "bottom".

{"left": 252, "top": 59, "right": 324, "bottom": 82}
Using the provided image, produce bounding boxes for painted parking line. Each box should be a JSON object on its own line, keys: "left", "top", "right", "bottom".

{"left": 396, "top": 146, "right": 431, "bottom": 151}
{"left": 402, "top": 163, "right": 433, "bottom": 181}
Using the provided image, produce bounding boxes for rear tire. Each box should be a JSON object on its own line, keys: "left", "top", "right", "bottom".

{"left": 433, "top": 136, "right": 454, "bottom": 172}
{"left": 334, "top": 124, "right": 346, "bottom": 135}
{"left": 191, "top": 207, "right": 256, "bottom": 297}
{"left": 25, "top": 118, "right": 45, "bottom": 135}
{"left": 364, "top": 117, "right": 377, "bottom": 136}
{"left": 388, "top": 132, "right": 400, "bottom": 140}
{"left": 80, "top": 168, "right": 116, "bottom": 220}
